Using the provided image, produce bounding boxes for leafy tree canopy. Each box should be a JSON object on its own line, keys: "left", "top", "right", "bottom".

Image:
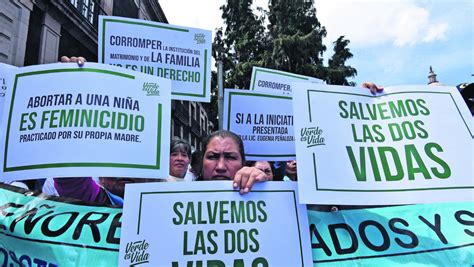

{"left": 207, "top": 0, "right": 358, "bottom": 127}
{"left": 213, "top": 0, "right": 357, "bottom": 89}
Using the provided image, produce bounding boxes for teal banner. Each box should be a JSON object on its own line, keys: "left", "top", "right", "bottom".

{"left": 0, "top": 184, "right": 121, "bottom": 266}
{"left": 309, "top": 202, "right": 474, "bottom": 266}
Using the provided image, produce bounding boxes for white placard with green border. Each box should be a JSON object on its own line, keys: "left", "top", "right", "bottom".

{"left": 223, "top": 89, "right": 295, "bottom": 161}
{"left": 250, "top": 66, "right": 324, "bottom": 96}
{"left": 98, "top": 15, "right": 211, "bottom": 102}
{"left": 119, "top": 181, "right": 313, "bottom": 266}
{"left": 292, "top": 83, "right": 473, "bottom": 205}
{"left": 0, "top": 62, "right": 171, "bottom": 181}
{"left": 0, "top": 63, "right": 17, "bottom": 132}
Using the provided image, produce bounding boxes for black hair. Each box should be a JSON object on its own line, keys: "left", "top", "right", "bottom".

{"left": 170, "top": 137, "right": 191, "bottom": 157}
{"left": 201, "top": 130, "right": 246, "bottom": 165}
{"left": 191, "top": 150, "right": 202, "bottom": 166}
{"left": 197, "top": 130, "right": 245, "bottom": 180}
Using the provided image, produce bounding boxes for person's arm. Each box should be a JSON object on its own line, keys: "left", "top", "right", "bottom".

{"left": 232, "top": 167, "right": 267, "bottom": 195}
{"left": 54, "top": 177, "right": 101, "bottom": 202}
{"left": 361, "top": 82, "right": 384, "bottom": 94}
{"left": 60, "top": 56, "right": 86, "bottom": 66}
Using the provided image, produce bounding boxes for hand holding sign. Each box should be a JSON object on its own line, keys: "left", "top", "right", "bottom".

{"left": 233, "top": 166, "right": 267, "bottom": 195}
{"left": 200, "top": 130, "right": 267, "bottom": 194}
{"left": 60, "top": 56, "right": 86, "bottom": 66}
{"left": 361, "top": 81, "right": 384, "bottom": 94}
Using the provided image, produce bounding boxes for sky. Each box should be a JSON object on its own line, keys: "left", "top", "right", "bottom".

{"left": 160, "top": 0, "right": 473, "bottom": 87}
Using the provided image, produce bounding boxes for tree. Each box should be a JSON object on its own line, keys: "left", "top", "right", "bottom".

{"left": 209, "top": 0, "right": 359, "bottom": 126}
{"left": 216, "top": 0, "right": 266, "bottom": 89}
{"left": 265, "top": 0, "right": 327, "bottom": 79}
{"left": 327, "top": 36, "right": 357, "bottom": 86}
{"left": 207, "top": 0, "right": 267, "bottom": 127}
{"left": 213, "top": 0, "right": 359, "bottom": 86}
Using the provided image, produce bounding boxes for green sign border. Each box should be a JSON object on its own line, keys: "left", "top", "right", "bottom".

{"left": 250, "top": 67, "right": 312, "bottom": 91}
{"left": 137, "top": 189, "right": 305, "bottom": 266}
{"left": 3, "top": 68, "right": 163, "bottom": 172}
{"left": 226, "top": 91, "right": 294, "bottom": 158}
{"left": 306, "top": 89, "right": 474, "bottom": 192}
{"left": 101, "top": 18, "right": 208, "bottom": 99}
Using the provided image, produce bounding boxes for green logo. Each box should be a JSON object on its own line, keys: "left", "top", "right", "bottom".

{"left": 194, "top": 33, "right": 206, "bottom": 44}
{"left": 143, "top": 82, "right": 160, "bottom": 96}
{"left": 300, "top": 126, "right": 326, "bottom": 148}
{"left": 124, "top": 239, "right": 150, "bottom": 266}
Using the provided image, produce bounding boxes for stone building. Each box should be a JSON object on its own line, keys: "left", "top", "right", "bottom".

{"left": 172, "top": 100, "right": 214, "bottom": 151}
{"left": 0, "top": 0, "right": 212, "bottom": 150}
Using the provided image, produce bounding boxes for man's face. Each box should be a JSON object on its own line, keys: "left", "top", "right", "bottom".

{"left": 201, "top": 137, "right": 243, "bottom": 180}
{"left": 169, "top": 149, "right": 190, "bottom": 178}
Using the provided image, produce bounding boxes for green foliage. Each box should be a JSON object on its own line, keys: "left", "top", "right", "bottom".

{"left": 212, "top": 0, "right": 358, "bottom": 87}
{"left": 217, "top": 0, "right": 267, "bottom": 89}
{"left": 265, "top": 0, "right": 327, "bottom": 78}
{"left": 327, "top": 36, "right": 358, "bottom": 86}
{"left": 208, "top": 0, "right": 359, "bottom": 127}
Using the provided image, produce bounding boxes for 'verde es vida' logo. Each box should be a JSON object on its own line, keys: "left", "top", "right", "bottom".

{"left": 124, "top": 239, "right": 150, "bottom": 266}
{"left": 300, "top": 126, "right": 325, "bottom": 147}
{"left": 143, "top": 82, "right": 160, "bottom": 96}
{"left": 194, "top": 33, "right": 206, "bottom": 44}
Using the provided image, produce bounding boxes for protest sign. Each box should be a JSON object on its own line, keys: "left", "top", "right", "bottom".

{"left": 0, "top": 183, "right": 121, "bottom": 266}
{"left": 308, "top": 202, "right": 474, "bottom": 266}
{"left": 0, "top": 62, "right": 171, "bottom": 181}
{"left": 98, "top": 15, "right": 211, "bottom": 102}
{"left": 292, "top": 84, "right": 473, "bottom": 205}
{"left": 0, "top": 64, "right": 16, "bottom": 131}
{"left": 119, "top": 182, "right": 313, "bottom": 266}
{"left": 250, "top": 66, "right": 323, "bottom": 96}
{"left": 223, "top": 89, "right": 295, "bottom": 161}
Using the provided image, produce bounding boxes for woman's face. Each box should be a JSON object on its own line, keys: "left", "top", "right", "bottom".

{"left": 169, "top": 149, "right": 190, "bottom": 178}
{"left": 286, "top": 160, "right": 297, "bottom": 179}
{"left": 202, "top": 137, "right": 243, "bottom": 180}
{"left": 254, "top": 161, "right": 273, "bottom": 181}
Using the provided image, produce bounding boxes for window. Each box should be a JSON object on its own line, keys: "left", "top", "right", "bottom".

{"left": 69, "top": 0, "right": 95, "bottom": 24}
{"left": 190, "top": 105, "right": 195, "bottom": 120}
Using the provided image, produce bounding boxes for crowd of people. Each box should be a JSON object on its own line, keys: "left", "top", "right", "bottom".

{"left": 4, "top": 130, "right": 284, "bottom": 207}
{"left": 3, "top": 57, "right": 472, "bottom": 210}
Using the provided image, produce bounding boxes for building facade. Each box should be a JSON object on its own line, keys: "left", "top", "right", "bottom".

{"left": 1, "top": 0, "right": 212, "bottom": 151}
{"left": 172, "top": 100, "right": 213, "bottom": 151}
